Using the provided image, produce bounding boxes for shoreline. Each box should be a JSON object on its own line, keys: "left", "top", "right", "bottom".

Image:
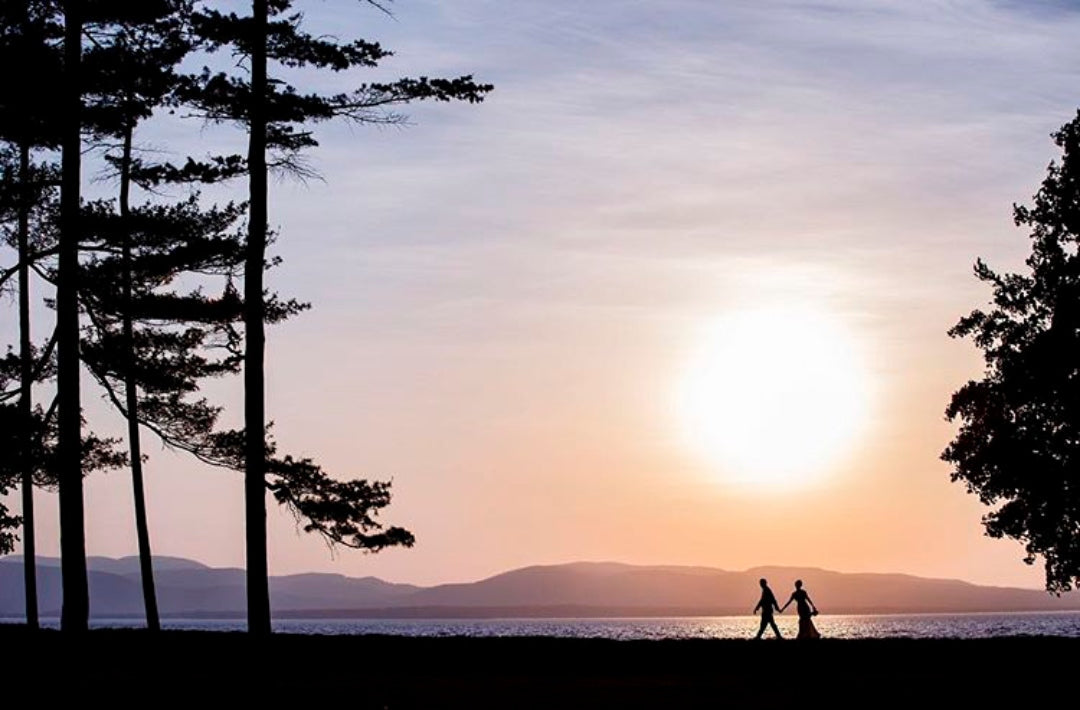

{"left": 6, "top": 609, "right": 1080, "bottom": 643}
{"left": 6, "top": 606, "right": 1080, "bottom": 621}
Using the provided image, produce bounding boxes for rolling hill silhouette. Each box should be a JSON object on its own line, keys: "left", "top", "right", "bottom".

{"left": 1, "top": 557, "right": 1078, "bottom": 618}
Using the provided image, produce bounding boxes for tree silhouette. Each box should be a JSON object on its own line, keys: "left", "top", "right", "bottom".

{"left": 181, "top": 0, "right": 492, "bottom": 633}
{"left": 1, "top": 154, "right": 130, "bottom": 623}
{"left": 40, "top": 0, "right": 207, "bottom": 633}
{"left": 944, "top": 110, "right": 1080, "bottom": 593}
{"left": 48, "top": 0, "right": 144, "bottom": 631}
{"left": 0, "top": 0, "right": 63, "bottom": 631}
{"left": 0, "top": 487, "right": 19, "bottom": 554}
{"left": 0, "top": 151, "right": 56, "bottom": 625}
{"left": 0, "top": 397, "right": 24, "bottom": 557}
{"left": 74, "top": 0, "right": 236, "bottom": 631}
{"left": 53, "top": 0, "right": 93, "bottom": 632}
{"left": 0, "top": 349, "right": 127, "bottom": 482}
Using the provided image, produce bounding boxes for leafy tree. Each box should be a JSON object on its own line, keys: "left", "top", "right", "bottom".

{"left": 944, "top": 111, "right": 1080, "bottom": 593}
{"left": 182, "top": 0, "right": 492, "bottom": 633}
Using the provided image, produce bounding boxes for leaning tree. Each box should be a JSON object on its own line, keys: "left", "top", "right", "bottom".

{"left": 77, "top": 0, "right": 248, "bottom": 631}
{"left": 944, "top": 110, "right": 1080, "bottom": 593}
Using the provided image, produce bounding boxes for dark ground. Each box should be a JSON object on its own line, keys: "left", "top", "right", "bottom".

{"left": 1, "top": 626, "right": 1070, "bottom": 707}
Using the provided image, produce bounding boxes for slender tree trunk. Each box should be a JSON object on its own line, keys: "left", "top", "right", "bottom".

{"left": 245, "top": 0, "right": 271, "bottom": 635}
{"left": 58, "top": 0, "right": 88, "bottom": 633}
{"left": 118, "top": 122, "right": 160, "bottom": 631}
{"left": 17, "top": 139, "right": 39, "bottom": 631}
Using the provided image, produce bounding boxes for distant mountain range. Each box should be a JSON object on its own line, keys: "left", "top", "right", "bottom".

{"left": 2, "top": 556, "right": 1078, "bottom": 619}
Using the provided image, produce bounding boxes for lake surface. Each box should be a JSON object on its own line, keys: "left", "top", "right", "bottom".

{"left": 10, "top": 612, "right": 1080, "bottom": 639}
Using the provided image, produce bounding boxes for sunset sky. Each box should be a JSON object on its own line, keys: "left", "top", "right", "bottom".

{"left": 7, "top": 0, "right": 1080, "bottom": 589}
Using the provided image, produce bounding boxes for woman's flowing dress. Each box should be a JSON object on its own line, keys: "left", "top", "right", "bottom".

{"left": 794, "top": 590, "right": 820, "bottom": 640}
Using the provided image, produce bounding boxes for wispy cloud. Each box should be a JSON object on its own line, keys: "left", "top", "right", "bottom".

{"left": 279, "top": 0, "right": 1080, "bottom": 328}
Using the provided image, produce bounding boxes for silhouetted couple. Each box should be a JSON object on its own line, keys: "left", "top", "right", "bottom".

{"left": 753, "top": 578, "right": 820, "bottom": 640}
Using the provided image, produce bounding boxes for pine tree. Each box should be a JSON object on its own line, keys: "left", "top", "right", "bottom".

{"left": 0, "top": 149, "right": 57, "bottom": 627}
{"left": 181, "top": 0, "right": 492, "bottom": 633}
{"left": 75, "top": 0, "right": 218, "bottom": 631}
{"left": 0, "top": 0, "right": 64, "bottom": 630}
{"left": 53, "top": 0, "right": 92, "bottom": 632}
{"left": 0, "top": 0, "right": 64, "bottom": 631}
{"left": 44, "top": 0, "right": 195, "bottom": 632}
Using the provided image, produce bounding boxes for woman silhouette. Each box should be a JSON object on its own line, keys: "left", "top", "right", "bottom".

{"left": 780, "top": 579, "right": 820, "bottom": 639}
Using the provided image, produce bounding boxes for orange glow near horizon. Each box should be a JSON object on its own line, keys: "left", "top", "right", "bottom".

{"left": 676, "top": 305, "right": 870, "bottom": 488}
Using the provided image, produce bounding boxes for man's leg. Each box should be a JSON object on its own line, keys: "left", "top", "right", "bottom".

{"left": 770, "top": 618, "right": 783, "bottom": 639}
{"left": 755, "top": 616, "right": 768, "bottom": 639}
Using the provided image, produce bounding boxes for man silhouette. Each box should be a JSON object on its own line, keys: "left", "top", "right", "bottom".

{"left": 753, "top": 577, "right": 783, "bottom": 640}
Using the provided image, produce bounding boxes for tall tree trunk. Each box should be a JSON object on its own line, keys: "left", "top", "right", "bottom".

{"left": 58, "top": 0, "right": 88, "bottom": 632}
{"left": 245, "top": 0, "right": 271, "bottom": 635}
{"left": 119, "top": 122, "right": 160, "bottom": 631}
{"left": 17, "top": 139, "right": 39, "bottom": 631}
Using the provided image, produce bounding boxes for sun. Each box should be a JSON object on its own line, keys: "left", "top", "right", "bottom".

{"left": 676, "top": 305, "right": 870, "bottom": 487}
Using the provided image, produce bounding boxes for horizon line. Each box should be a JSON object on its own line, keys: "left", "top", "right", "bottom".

{"left": 0, "top": 554, "right": 1052, "bottom": 592}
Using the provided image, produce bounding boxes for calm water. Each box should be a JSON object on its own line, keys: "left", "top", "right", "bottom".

{"left": 9, "top": 612, "right": 1080, "bottom": 639}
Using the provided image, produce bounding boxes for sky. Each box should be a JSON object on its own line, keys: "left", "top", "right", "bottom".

{"left": 6, "top": 0, "right": 1080, "bottom": 589}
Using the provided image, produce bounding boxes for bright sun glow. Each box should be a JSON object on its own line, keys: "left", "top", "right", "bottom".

{"left": 677, "top": 305, "right": 870, "bottom": 487}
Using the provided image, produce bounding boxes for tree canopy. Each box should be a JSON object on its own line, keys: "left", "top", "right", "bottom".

{"left": 944, "top": 110, "right": 1080, "bottom": 593}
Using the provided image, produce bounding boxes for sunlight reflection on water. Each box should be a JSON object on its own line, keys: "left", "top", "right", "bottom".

{"left": 15, "top": 612, "right": 1080, "bottom": 639}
